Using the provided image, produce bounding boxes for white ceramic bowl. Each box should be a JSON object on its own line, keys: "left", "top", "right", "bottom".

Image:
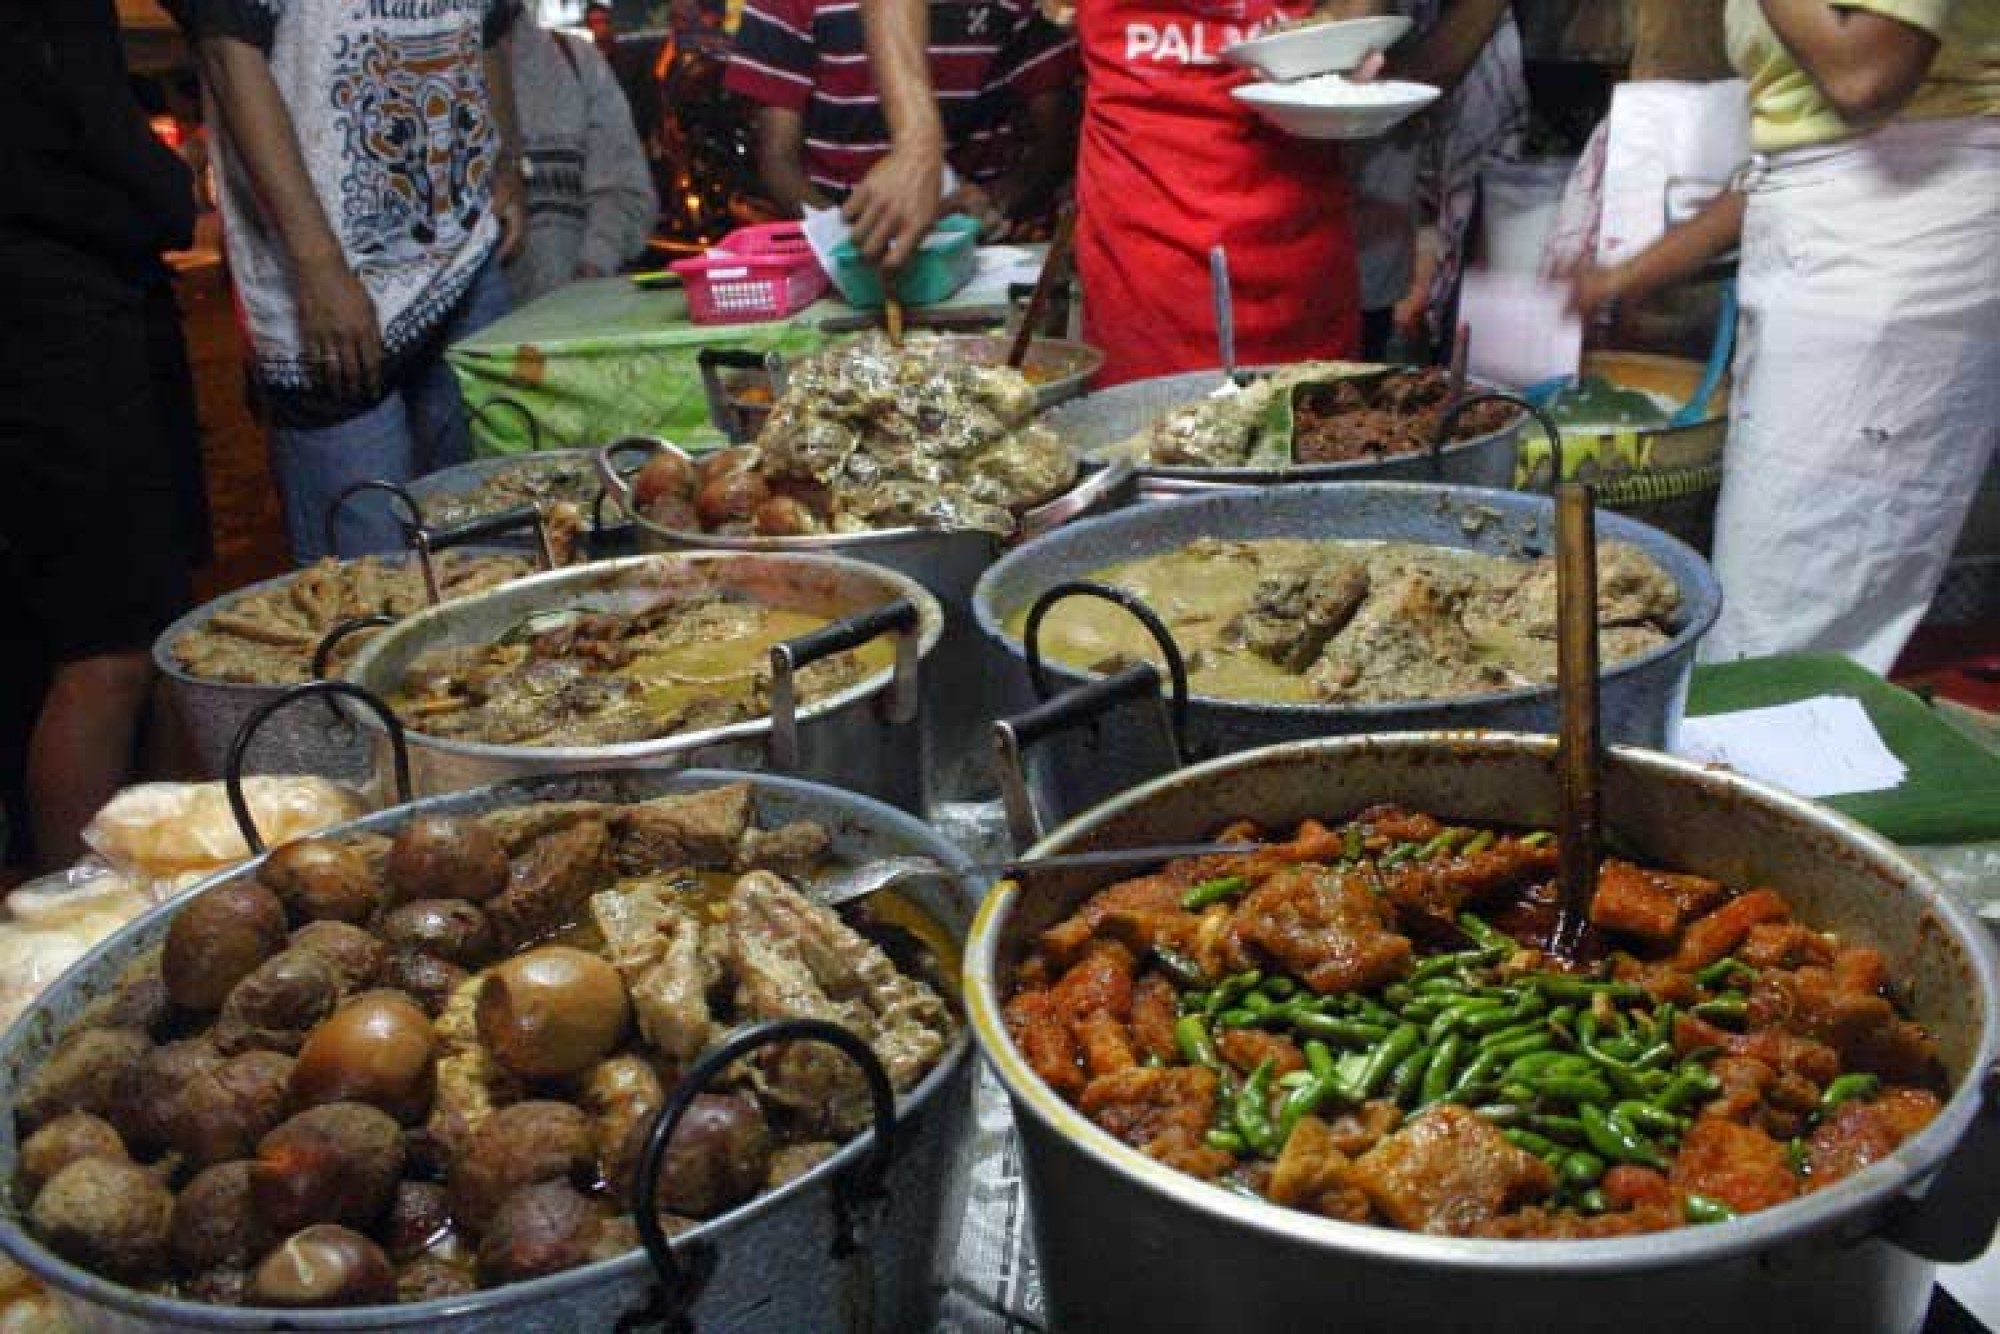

{"left": 1231, "top": 74, "right": 1440, "bottom": 141}
{"left": 1219, "top": 14, "right": 1413, "bottom": 83}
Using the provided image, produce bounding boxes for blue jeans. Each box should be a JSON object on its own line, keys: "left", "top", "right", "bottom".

{"left": 272, "top": 258, "right": 513, "bottom": 563}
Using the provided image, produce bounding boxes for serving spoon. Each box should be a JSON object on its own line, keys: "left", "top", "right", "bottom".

{"left": 813, "top": 841, "right": 1260, "bottom": 910}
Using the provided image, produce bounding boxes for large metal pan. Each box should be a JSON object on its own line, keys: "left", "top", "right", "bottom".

{"left": 596, "top": 441, "right": 1134, "bottom": 804}
{"left": 405, "top": 443, "right": 641, "bottom": 559}
{"left": 0, "top": 750, "right": 977, "bottom": 1332}
{"left": 1042, "top": 365, "right": 1528, "bottom": 501}
{"left": 155, "top": 497, "right": 558, "bottom": 783}
{"left": 972, "top": 481, "right": 1719, "bottom": 819}
{"left": 967, "top": 725, "right": 2000, "bottom": 1334}
{"left": 337, "top": 550, "right": 944, "bottom": 811}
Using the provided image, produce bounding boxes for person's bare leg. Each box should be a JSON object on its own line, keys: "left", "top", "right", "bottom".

{"left": 27, "top": 652, "right": 155, "bottom": 870}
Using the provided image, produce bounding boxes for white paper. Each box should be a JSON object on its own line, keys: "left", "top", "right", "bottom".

{"left": 1597, "top": 80, "right": 1750, "bottom": 267}
{"left": 799, "top": 167, "right": 963, "bottom": 283}
{"left": 1674, "top": 696, "right": 1909, "bottom": 799}
{"left": 1455, "top": 269, "right": 1583, "bottom": 388}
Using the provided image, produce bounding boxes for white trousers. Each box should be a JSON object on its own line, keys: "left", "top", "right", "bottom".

{"left": 1704, "top": 116, "right": 2000, "bottom": 673}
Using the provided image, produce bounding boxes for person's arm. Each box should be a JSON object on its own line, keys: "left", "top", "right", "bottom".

{"left": 195, "top": 34, "right": 380, "bottom": 402}
{"left": 844, "top": 0, "right": 944, "bottom": 270}
{"left": 976, "top": 87, "right": 1075, "bottom": 232}
{"left": 1387, "top": 0, "right": 1512, "bottom": 91}
{"left": 1755, "top": 0, "right": 1941, "bottom": 123}
{"left": 1566, "top": 189, "right": 1745, "bottom": 316}
{"left": 483, "top": 33, "right": 527, "bottom": 261}
{"left": 575, "top": 40, "right": 662, "bottom": 277}
{"left": 754, "top": 107, "right": 834, "bottom": 216}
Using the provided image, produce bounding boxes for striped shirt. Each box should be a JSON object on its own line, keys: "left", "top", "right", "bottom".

{"left": 724, "top": 0, "right": 1077, "bottom": 194}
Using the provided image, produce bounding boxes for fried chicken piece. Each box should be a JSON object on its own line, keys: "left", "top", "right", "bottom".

{"left": 1807, "top": 1087, "right": 1942, "bottom": 1187}
{"left": 1231, "top": 865, "right": 1411, "bottom": 996}
{"left": 1079, "top": 1066, "right": 1234, "bottom": 1180}
{"left": 1670, "top": 1117, "right": 1798, "bottom": 1214}
{"left": 1267, "top": 1115, "right": 1371, "bottom": 1222}
{"left": 1351, "top": 1106, "right": 1555, "bottom": 1235}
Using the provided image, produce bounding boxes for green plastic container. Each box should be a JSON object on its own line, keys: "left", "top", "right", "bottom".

{"left": 831, "top": 214, "right": 981, "bottom": 308}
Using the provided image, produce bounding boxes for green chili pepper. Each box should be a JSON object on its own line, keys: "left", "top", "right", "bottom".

{"left": 1419, "top": 1033, "right": 1464, "bottom": 1106}
{"left": 1410, "top": 950, "right": 1483, "bottom": 984}
{"left": 1560, "top": 1150, "right": 1607, "bottom": 1190}
{"left": 1616, "top": 1100, "right": 1684, "bottom": 1137}
{"left": 1204, "top": 970, "right": 1263, "bottom": 1020}
{"left": 1416, "top": 828, "right": 1469, "bottom": 862}
{"left": 1456, "top": 912, "right": 1514, "bottom": 954}
{"left": 1354, "top": 1024, "right": 1422, "bottom": 1097}
{"left": 1152, "top": 946, "right": 1207, "bottom": 989}
{"left": 1214, "top": 1008, "right": 1261, "bottom": 1029}
{"left": 1505, "top": 1129, "right": 1562, "bottom": 1157}
{"left": 1580, "top": 1102, "right": 1667, "bottom": 1168}
{"left": 1342, "top": 827, "right": 1365, "bottom": 862}
{"left": 1414, "top": 975, "right": 1472, "bottom": 998}
{"left": 1655, "top": 1067, "right": 1720, "bottom": 1113}
{"left": 1786, "top": 1137, "right": 1809, "bottom": 1176}
{"left": 1460, "top": 997, "right": 1547, "bottom": 1038}
{"left": 1461, "top": 829, "right": 1497, "bottom": 858}
{"left": 1532, "top": 1074, "right": 1616, "bottom": 1105}
{"left": 1263, "top": 976, "right": 1297, "bottom": 999}
{"left": 1820, "top": 1072, "right": 1881, "bottom": 1113}
{"left": 1578, "top": 1187, "right": 1610, "bottom": 1214}
{"left": 1289, "top": 1012, "right": 1388, "bottom": 1045}
{"left": 1507, "top": 1050, "right": 1592, "bottom": 1082}
{"left": 1277, "top": 1070, "right": 1315, "bottom": 1090}
{"left": 1387, "top": 1045, "right": 1431, "bottom": 1105}
{"left": 1233, "top": 1059, "right": 1282, "bottom": 1157}
{"left": 1483, "top": 1031, "right": 1555, "bottom": 1064}
{"left": 1694, "top": 957, "right": 1756, "bottom": 989}
{"left": 1527, "top": 1114, "right": 1587, "bottom": 1142}
{"left": 1204, "top": 1128, "right": 1247, "bottom": 1155}
{"left": 1527, "top": 975, "right": 1643, "bottom": 1002}
{"left": 1683, "top": 1194, "right": 1737, "bottom": 1225}
{"left": 1475, "top": 1103, "right": 1530, "bottom": 1127}
{"left": 1691, "top": 992, "right": 1749, "bottom": 1023}
{"left": 1278, "top": 1070, "right": 1358, "bottom": 1140}
{"left": 1182, "top": 874, "right": 1250, "bottom": 911}
{"left": 1292, "top": 1040, "right": 1332, "bottom": 1083}
{"left": 1520, "top": 831, "right": 1556, "bottom": 848}
{"left": 1453, "top": 1049, "right": 1506, "bottom": 1099}
{"left": 1175, "top": 1014, "right": 1223, "bottom": 1071}
{"left": 1180, "top": 989, "right": 1211, "bottom": 1014}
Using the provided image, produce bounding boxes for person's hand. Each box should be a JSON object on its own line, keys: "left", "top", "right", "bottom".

{"left": 492, "top": 158, "right": 527, "bottom": 263}
{"left": 1564, "top": 262, "right": 1624, "bottom": 318}
{"left": 942, "top": 182, "right": 1012, "bottom": 241}
{"left": 843, "top": 139, "right": 943, "bottom": 272}
{"left": 295, "top": 253, "right": 382, "bottom": 402}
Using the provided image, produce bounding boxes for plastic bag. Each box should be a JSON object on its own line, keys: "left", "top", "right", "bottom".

{"left": 82, "top": 776, "right": 367, "bottom": 888}
{"left": 0, "top": 863, "right": 151, "bottom": 1033}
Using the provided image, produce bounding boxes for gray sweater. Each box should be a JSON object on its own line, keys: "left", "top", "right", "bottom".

{"left": 505, "top": 25, "right": 659, "bottom": 304}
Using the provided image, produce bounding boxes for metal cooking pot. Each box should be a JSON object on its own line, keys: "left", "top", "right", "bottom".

{"left": 596, "top": 441, "right": 1134, "bottom": 804}
{"left": 155, "top": 496, "right": 559, "bottom": 783}
{"left": 972, "top": 481, "right": 1719, "bottom": 819}
{"left": 966, "top": 726, "right": 2000, "bottom": 1334}
{"left": 1042, "top": 366, "right": 1527, "bottom": 501}
{"left": 0, "top": 752, "right": 977, "bottom": 1333}
{"left": 339, "top": 550, "right": 944, "bottom": 810}
{"left": 406, "top": 443, "right": 642, "bottom": 559}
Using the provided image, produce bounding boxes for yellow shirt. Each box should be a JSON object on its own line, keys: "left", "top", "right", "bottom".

{"left": 1726, "top": 0, "right": 2000, "bottom": 150}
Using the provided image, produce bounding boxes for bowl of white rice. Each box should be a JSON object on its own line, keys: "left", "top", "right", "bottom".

{"left": 1232, "top": 74, "right": 1439, "bottom": 140}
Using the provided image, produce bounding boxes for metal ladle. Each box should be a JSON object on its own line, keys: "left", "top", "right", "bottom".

{"left": 811, "top": 841, "right": 1259, "bottom": 910}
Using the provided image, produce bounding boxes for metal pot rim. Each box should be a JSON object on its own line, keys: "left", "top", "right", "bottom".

{"left": 0, "top": 767, "right": 974, "bottom": 1329}
{"left": 970, "top": 481, "right": 1723, "bottom": 722}
{"left": 339, "top": 549, "right": 945, "bottom": 764}
{"left": 964, "top": 731, "right": 2000, "bottom": 1272}
{"left": 151, "top": 547, "right": 529, "bottom": 697}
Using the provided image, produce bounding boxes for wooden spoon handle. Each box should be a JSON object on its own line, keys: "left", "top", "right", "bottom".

{"left": 1553, "top": 481, "right": 1602, "bottom": 958}
{"left": 1008, "top": 206, "right": 1077, "bottom": 369}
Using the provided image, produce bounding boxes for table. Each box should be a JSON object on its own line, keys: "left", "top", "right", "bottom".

{"left": 447, "top": 246, "right": 1047, "bottom": 456}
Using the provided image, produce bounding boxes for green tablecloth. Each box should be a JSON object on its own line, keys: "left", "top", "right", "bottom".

{"left": 447, "top": 248, "right": 1043, "bottom": 457}
{"left": 446, "top": 280, "right": 831, "bottom": 456}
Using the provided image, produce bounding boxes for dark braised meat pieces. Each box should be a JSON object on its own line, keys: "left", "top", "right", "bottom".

{"left": 1292, "top": 369, "right": 1518, "bottom": 466}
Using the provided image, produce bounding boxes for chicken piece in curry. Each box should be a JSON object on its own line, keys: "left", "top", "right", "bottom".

{"left": 1012, "top": 537, "right": 1682, "bottom": 706}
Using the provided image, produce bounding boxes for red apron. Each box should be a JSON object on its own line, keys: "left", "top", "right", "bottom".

{"left": 1074, "top": 0, "right": 1359, "bottom": 385}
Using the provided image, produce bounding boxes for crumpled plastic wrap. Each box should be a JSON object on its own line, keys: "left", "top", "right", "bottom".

{"left": 82, "top": 775, "right": 367, "bottom": 888}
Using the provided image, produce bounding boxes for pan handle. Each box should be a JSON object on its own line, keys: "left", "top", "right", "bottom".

{"left": 624, "top": 1018, "right": 897, "bottom": 1334}
{"left": 1883, "top": 1061, "right": 2000, "bottom": 1263}
{"left": 324, "top": 480, "right": 426, "bottom": 561}
{"left": 993, "top": 662, "right": 1178, "bottom": 850}
{"left": 408, "top": 501, "right": 556, "bottom": 602}
{"left": 595, "top": 437, "right": 679, "bottom": 517}
{"left": 464, "top": 396, "right": 545, "bottom": 455}
{"left": 1017, "top": 458, "right": 1134, "bottom": 544}
{"left": 768, "top": 599, "right": 923, "bottom": 773}
{"left": 224, "top": 680, "right": 411, "bottom": 855}
{"left": 1432, "top": 391, "right": 1564, "bottom": 492}
{"left": 1022, "top": 580, "right": 1189, "bottom": 751}
{"left": 309, "top": 613, "right": 400, "bottom": 727}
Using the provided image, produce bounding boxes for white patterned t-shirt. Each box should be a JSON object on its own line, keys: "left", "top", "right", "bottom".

{"left": 172, "top": 0, "right": 515, "bottom": 423}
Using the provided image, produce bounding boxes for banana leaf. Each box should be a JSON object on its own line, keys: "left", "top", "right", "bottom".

{"left": 1246, "top": 363, "right": 1395, "bottom": 468}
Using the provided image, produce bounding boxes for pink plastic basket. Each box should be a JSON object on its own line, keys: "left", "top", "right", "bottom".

{"left": 671, "top": 222, "right": 829, "bottom": 325}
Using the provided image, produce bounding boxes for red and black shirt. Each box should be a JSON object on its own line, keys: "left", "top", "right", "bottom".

{"left": 724, "top": 0, "right": 1077, "bottom": 196}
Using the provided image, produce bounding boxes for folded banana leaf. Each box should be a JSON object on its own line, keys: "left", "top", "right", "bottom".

{"left": 1246, "top": 363, "right": 1395, "bottom": 468}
